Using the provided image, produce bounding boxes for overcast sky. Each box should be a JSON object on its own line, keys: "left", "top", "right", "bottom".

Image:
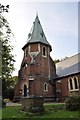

{"left": 0, "top": 0, "right": 79, "bottom": 76}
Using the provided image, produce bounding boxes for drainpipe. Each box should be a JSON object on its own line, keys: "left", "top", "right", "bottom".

{"left": 48, "top": 47, "right": 56, "bottom": 100}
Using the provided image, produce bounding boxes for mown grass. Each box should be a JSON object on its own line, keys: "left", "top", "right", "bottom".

{"left": 0, "top": 108, "right": 2, "bottom": 119}
{"left": 2, "top": 104, "right": 80, "bottom": 118}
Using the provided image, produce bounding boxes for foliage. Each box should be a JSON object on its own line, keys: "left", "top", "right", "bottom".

{"left": 3, "top": 76, "right": 18, "bottom": 100}
{"left": 54, "top": 59, "right": 61, "bottom": 64}
{"left": 9, "top": 76, "right": 18, "bottom": 100}
{"left": 4, "top": 98, "right": 9, "bottom": 103}
{"left": 0, "top": 14, "right": 15, "bottom": 99}
{"left": 65, "top": 96, "right": 80, "bottom": 111}
{"left": 11, "top": 76, "right": 18, "bottom": 87}
{"left": 2, "top": 99, "right": 6, "bottom": 108}
{"left": 54, "top": 57, "right": 69, "bottom": 64}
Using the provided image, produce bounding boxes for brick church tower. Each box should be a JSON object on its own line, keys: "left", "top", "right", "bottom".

{"left": 14, "top": 15, "right": 56, "bottom": 101}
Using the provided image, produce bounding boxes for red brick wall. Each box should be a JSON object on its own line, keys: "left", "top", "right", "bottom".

{"left": 15, "top": 43, "right": 56, "bottom": 98}
{"left": 78, "top": 74, "right": 80, "bottom": 94}
{"left": 30, "top": 44, "right": 38, "bottom": 52}
{"left": 56, "top": 73, "right": 80, "bottom": 101}
{"left": 61, "top": 77, "right": 69, "bottom": 97}
{"left": 14, "top": 83, "right": 20, "bottom": 96}
{"left": 15, "top": 42, "right": 80, "bottom": 101}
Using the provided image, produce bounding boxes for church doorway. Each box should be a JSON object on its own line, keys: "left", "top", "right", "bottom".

{"left": 24, "top": 84, "right": 27, "bottom": 96}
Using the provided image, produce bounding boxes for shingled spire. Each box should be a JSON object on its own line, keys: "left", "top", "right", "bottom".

{"left": 22, "top": 15, "right": 52, "bottom": 51}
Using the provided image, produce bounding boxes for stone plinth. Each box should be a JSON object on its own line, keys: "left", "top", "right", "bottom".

{"left": 21, "top": 96, "right": 44, "bottom": 113}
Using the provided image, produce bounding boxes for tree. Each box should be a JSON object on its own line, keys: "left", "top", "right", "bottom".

{"left": 6, "top": 76, "right": 18, "bottom": 100}
{"left": 0, "top": 13, "right": 15, "bottom": 99}
{"left": 54, "top": 59, "right": 61, "bottom": 64}
{"left": 54, "top": 56, "right": 68, "bottom": 64}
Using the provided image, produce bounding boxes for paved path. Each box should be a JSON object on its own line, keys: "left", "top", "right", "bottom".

{"left": 44, "top": 102, "right": 65, "bottom": 105}
{"left": 6, "top": 101, "right": 64, "bottom": 106}
{"left": 6, "top": 101, "right": 21, "bottom": 106}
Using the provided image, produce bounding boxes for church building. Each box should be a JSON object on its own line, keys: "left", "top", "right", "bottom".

{"left": 14, "top": 15, "right": 80, "bottom": 102}
{"left": 14, "top": 15, "right": 56, "bottom": 101}
{"left": 55, "top": 53, "right": 80, "bottom": 101}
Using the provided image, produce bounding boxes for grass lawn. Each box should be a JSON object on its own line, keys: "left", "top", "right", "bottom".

{"left": 2, "top": 104, "right": 80, "bottom": 118}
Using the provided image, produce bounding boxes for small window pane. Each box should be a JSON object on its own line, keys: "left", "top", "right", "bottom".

{"left": 44, "top": 83, "right": 48, "bottom": 91}
{"left": 45, "top": 84, "right": 47, "bottom": 90}
{"left": 43, "top": 47, "right": 46, "bottom": 56}
{"left": 74, "top": 77, "right": 78, "bottom": 89}
{"left": 70, "top": 78, "right": 73, "bottom": 90}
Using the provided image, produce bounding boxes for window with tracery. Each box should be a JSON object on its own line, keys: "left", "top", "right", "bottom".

{"left": 68, "top": 76, "right": 79, "bottom": 91}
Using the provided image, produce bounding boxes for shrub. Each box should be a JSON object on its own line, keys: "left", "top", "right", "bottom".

{"left": 65, "top": 96, "right": 80, "bottom": 111}
{"left": 2, "top": 99, "right": 6, "bottom": 108}
{"left": 4, "top": 98, "right": 9, "bottom": 103}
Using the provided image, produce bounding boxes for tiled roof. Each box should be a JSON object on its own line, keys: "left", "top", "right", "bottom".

{"left": 56, "top": 53, "right": 80, "bottom": 77}
{"left": 22, "top": 15, "right": 52, "bottom": 51}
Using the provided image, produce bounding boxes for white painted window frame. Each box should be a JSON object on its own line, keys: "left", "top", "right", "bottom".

{"left": 44, "top": 82, "right": 48, "bottom": 92}
{"left": 68, "top": 76, "right": 79, "bottom": 92}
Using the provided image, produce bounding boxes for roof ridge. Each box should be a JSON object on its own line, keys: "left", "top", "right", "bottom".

{"left": 56, "top": 53, "right": 80, "bottom": 64}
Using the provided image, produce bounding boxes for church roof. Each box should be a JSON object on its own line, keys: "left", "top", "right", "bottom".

{"left": 22, "top": 15, "right": 52, "bottom": 51}
{"left": 56, "top": 53, "right": 80, "bottom": 78}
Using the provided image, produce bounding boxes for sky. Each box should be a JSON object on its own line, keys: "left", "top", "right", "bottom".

{"left": 0, "top": 0, "right": 79, "bottom": 76}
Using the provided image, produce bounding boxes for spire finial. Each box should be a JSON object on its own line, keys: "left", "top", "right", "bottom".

{"left": 36, "top": 11, "right": 38, "bottom": 17}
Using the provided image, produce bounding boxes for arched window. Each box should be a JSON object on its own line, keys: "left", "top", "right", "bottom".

{"left": 43, "top": 47, "right": 45, "bottom": 56}
{"left": 69, "top": 78, "right": 73, "bottom": 90}
{"left": 68, "top": 77, "right": 79, "bottom": 91}
{"left": 44, "top": 82, "right": 48, "bottom": 91}
{"left": 42, "top": 46, "right": 46, "bottom": 57}
{"left": 24, "top": 84, "right": 27, "bottom": 96}
{"left": 74, "top": 77, "right": 78, "bottom": 89}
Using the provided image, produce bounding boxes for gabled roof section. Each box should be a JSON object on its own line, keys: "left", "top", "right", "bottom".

{"left": 22, "top": 15, "right": 52, "bottom": 51}
{"left": 56, "top": 53, "right": 80, "bottom": 78}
